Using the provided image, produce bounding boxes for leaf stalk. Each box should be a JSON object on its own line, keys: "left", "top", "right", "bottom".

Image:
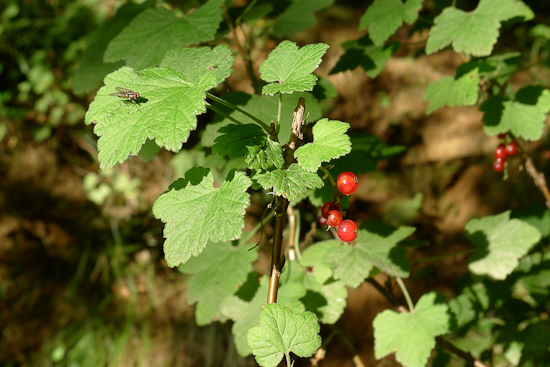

{"left": 206, "top": 92, "right": 270, "bottom": 131}
{"left": 396, "top": 277, "right": 414, "bottom": 312}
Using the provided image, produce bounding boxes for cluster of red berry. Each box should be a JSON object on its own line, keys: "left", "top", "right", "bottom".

{"left": 319, "top": 171, "right": 359, "bottom": 242}
{"left": 493, "top": 135, "right": 518, "bottom": 172}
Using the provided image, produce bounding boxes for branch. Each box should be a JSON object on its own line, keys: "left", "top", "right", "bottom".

{"left": 524, "top": 156, "right": 550, "bottom": 209}
{"left": 267, "top": 97, "right": 306, "bottom": 304}
{"left": 510, "top": 137, "right": 550, "bottom": 209}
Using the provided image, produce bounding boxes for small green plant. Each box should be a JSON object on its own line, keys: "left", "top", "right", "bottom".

{"left": 81, "top": 0, "right": 550, "bottom": 366}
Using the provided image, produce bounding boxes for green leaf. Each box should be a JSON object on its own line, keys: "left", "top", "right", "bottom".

{"left": 212, "top": 124, "right": 267, "bottom": 159}
{"left": 530, "top": 24, "right": 550, "bottom": 39}
{"left": 373, "top": 292, "right": 450, "bottom": 367}
{"left": 277, "top": 281, "right": 307, "bottom": 314}
{"left": 180, "top": 241, "right": 257, "bottom": 325}
{"left": 294, "top": 119, "right": 351, "bottom": 172}
{"left": 71, "top": 1, "right": 152, "bottom": 94}
{"left": 466, "top": 211, "right": 541, "bottom": 280}
{"left": 254, "top": 164, "right": 323, "bottom": 201}
{"left": 481, "top": 87, "right": 550, "bottom": 140}
{"left": 222, "top": 276, "right": 307, "bottom": 356}
{"left": 326, "top": 133, "right": 405, "bottom": 178}
{"left": 424, "top": 63, "right": 483, "bottom": 114}
{"left": 212, "top": 124, "right": 284, "bottom": 170}
{"left": 246, "top": 137, "right": 285, "bottom": 170}
{"left": 330, "top": 34, "right": 400, "bottom": 78}
{"left": 448, "top": 293, "right": 477, "bottom": 329}
{"left": 85, "top": 66, "right": 216, "bottom": 169}
{"left": 161, "top": 45, "right": 234, "bottom": 86}
{"left": 138, "top": 139, "right": 161, "bottom": 162}
{"left": 152, "top": 168, "right": 251, "bottom": 267}
{"left": 327, "top": 220, "right": 413, "bottom": 288}
{"left": 202, "top": 92, "right": 322, "bottom": 146}
{"left": 513, "top": 253, "right": 550, "bottom": 306}
{"left": 306, "top": 179, "right": 346, "bottom": 208}
{"left": 170, "top": 149, "right": 247, "bottom": 186}
{"left": 426, "top": 0, "right": 534, "bottom": 56}
{"left": 300, "top": 241, "right": 339, "bottom": 284}
{"left": 247, "top": 303, "right": 321, "bottom": 367}
{"left": 359, "top": 0, "right": 423, "bottom": 46}
{"left": 222, "top": 284, "right": 266, "bottom": 356}
{"left": 485, "top": 52, "right": 522, "bottom": 85}
{"left": 302, "top": 275, "right": 348, "bottom": 324}
{"left": 104, "top": 0, "right": 224, "bottom": 69}
{"left": 383, "top": 192, "right": 424, "bottom": 227}
{"left": 311, "top": 75, "right": 338, "bottom": 100}
{"left": 272, "top": 0, "right": 335, "bottom": 37}
{"left": 260, "top": 41, "right": 329, "bottom": 96}
{"left": 512, "top": 204, "right": 550, "bottom": 238}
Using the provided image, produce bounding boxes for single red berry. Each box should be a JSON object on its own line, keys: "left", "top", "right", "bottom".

{"left": 337, "top": 219, "right": 358, "bottom": 242}
{"left": 326, "top": 210, "right": 343, "bottom": 227}
{"left": 494, "top": 145, "right": 507, "bottom": 159}
{"left": 498, "top": 133, "right": 506, "bottom": 139}
{"left": 321, "top": 201, "right": 332, "bottom": 218}
{"left": 318, "top": 216, "right": 328, "bottom": 226}
{"left": 337, "top": 171, "right": 359, "bottom": 195}
{"left": 321, "top": 201, "right": 338, "bottom": 218}
{"left": 493, "top": 157, "right": 505, "bottom": 172}
{"left": 505, "top": 141, "right": 517, "bottom": 156}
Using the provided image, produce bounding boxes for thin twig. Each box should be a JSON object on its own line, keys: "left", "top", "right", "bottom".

{"left": 524, "top": 156, "right": 550, "bottom": 209}
{"left": 436, "top": 338, "right": 490, "bottom": 367}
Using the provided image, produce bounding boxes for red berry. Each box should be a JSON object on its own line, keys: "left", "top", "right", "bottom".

{"left": 493, "top": 157, "right": 505, "bottom": 172}
{"left": 337, "top": 171, "right": 359, "bottom": 195}
{"left": 318, "top": 216, "right": 328, "bottom": 226}
{"left": 498, "top": 133, "right": 506, "bottom": 139}
{"left": 326, "top": 210, "right": 343, "bottom": 227}
{"left": 494, "top": 145, "right": 507, "bottom": 159}
{"left": 321, "top": 201, "right": 332, "bottom": 218}
{"left": 337, "top": 220, "right": 358, "bottom": 242}
{"left": 505, "top": 142, "right": 517, "bottom": 156}
{"left": 321, "top": 201, "right": 338, "bottom": 218}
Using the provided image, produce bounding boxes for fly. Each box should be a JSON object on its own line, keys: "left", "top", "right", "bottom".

{"left": 110, "top": 87, "right": 141, "bottom": 113}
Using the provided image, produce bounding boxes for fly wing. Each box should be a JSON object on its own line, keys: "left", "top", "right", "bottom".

{"left": 109, "top": 87, "right": 128, "bottom": 97}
